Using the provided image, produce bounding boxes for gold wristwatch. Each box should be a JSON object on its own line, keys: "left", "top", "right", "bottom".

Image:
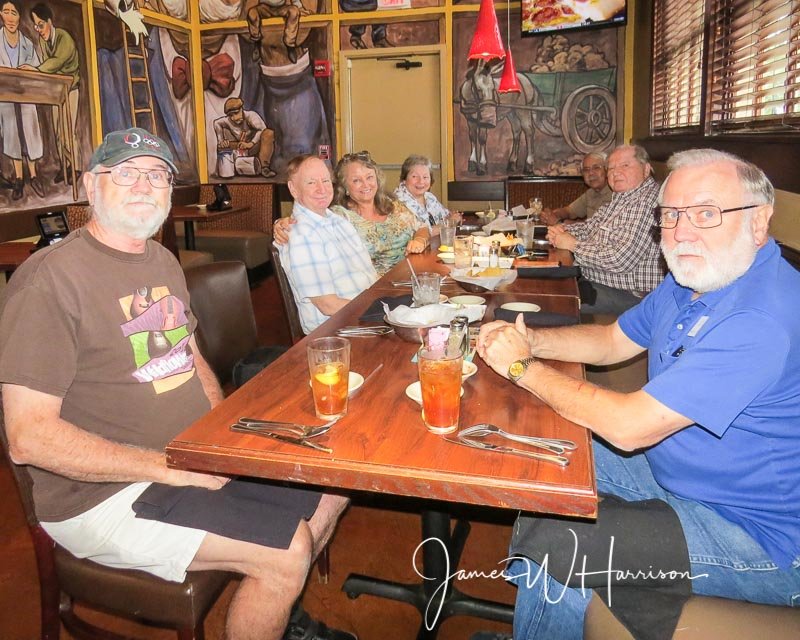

{"left": 508, "top": 357, "right": 536, "bottom": 384}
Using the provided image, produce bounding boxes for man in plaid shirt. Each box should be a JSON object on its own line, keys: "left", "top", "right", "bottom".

{"left": 548, "top": 145, "right": 665, "bottom": 315}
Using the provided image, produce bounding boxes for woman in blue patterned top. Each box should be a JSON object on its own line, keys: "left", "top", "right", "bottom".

{"left": 394, "top": 155, "right": 449, "bottom": 236}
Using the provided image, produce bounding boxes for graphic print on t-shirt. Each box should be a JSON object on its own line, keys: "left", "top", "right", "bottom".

{"left": 119, "top": 286, "right": 196, "bottom": 392}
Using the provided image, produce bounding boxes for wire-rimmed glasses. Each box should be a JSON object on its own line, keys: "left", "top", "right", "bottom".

{"left": 94, "top": 166, "right": 174, "bottom": 189}
{"left": 656, "top": 204, "right": 761, "bottom": 229}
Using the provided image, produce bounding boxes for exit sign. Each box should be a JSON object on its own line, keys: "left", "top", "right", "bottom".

{"left": 378, "top": 0, "right": 411, "bottom": 8}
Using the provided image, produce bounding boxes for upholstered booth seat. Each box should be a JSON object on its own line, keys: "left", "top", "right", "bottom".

{"left": 585, "top": 593, "right": 800, "bottom": 639}
{"left": 176, "top": 227, "right": 269, "bottom": 270}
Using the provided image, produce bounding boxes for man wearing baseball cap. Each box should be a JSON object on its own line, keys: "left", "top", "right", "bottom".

{"left": 213, "top": 96, "right": 277, "bottom": 178}
{"left": 0, "top": 128, "right": 355, "bottom": 640}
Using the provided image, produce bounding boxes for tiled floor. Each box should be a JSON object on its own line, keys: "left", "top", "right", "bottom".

{"left": 0, "top": 274, "right": 516, "bottom": 640}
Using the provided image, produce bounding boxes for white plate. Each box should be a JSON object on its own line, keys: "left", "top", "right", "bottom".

{"left": 309, "top": 371, "right": 364, "bottom": 396}
{"left": 500, "top": 302, "right": 541, "bottom": 313}
{"left": 462, "top": 361, "right": 478, "bottom": 380}
{"left": 405, "top": 381, "right": 464, "bottom": 405}
{"left": 448, "top": 295, "right": 486, "bottom": 306}
{"left": 437, "top": 252, "right": 455, "bottom": 264}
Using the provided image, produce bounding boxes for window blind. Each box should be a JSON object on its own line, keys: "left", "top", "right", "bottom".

{"left": 709, "top": 0, "right": 800, "bottom": 131}
{"left": 651, "top": 0, "right": 705, "bottom": 132}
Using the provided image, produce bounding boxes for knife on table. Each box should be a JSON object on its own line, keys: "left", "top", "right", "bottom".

{"left": 444, "top": 436, "right": 569, "bottom": 467}
{"left": 231, "top": 424, "right": 332, "bottom": 453}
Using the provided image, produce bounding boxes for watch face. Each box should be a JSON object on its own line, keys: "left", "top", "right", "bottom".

{"left": 509, "top": 361, "right": 524, "bottom": 379}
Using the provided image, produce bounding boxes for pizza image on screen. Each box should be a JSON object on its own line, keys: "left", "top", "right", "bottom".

{"left": 522, "top": 0, "right": 626, "bottom": 34}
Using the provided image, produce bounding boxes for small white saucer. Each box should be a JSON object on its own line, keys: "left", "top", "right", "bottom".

{"left": 437, "top": 252, "right": 455, "bottom": 264}
{"left": 309, "top": 371, "right": 364, "bottom": 396}
{"left": 405, "top": 381, "right": 464, "bottom": 405}
{"left": 500, "top": 302, "right": 541, "bottom": 313}
{"left": 462, "top": 361, "right": 478, "bottom": 380}
{"left": 448, "top": 295, "right": 486, "bottom": 306}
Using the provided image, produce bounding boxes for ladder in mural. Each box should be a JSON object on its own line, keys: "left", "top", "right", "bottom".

{"left": 122, "top": 24, "right": 158, "bottom": 135}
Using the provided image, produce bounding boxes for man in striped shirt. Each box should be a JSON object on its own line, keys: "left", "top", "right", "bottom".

{"left": 277, "top": 154, "right": 378, "bottom": 334}
{"left": 548, "top": 145, "right": 665, "bottom": 316}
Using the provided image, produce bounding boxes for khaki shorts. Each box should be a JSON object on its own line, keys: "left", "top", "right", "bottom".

{"left": 41, "top": 482, "right": 206, "bottom": 583}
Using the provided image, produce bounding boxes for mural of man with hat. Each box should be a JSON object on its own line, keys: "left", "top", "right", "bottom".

{"left": 212, "top": 95, "right": 276, "bottom": 178}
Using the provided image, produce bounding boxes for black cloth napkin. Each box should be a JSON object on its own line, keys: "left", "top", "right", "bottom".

{"left": 516, "top": 265, "right": 581, "bottom": 279}
{"left": 132, "top": 478, "right": 321, "bottom": 549}
{"left": 359, "top": 294, "right": 413, "bottom": 323}
{"left": 494, "top": 307, "right": 578, "bottom": 327}
{"left": 510, "top": 495, "right": 692, "bottom": 640}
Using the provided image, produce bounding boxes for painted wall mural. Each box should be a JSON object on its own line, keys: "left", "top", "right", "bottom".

{"left": 203, "top": 0, "right": 335, "bottom": 180}
{"left": 0, "top": 0, "right": 91, "bottom": 207}
{"left": 453, "top": 12, "right": 618, "bottom": 180}
{"left": 338, "top": 19, "right": 439, "bottom": 50}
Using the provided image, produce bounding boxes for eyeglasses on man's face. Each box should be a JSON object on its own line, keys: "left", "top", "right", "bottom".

{"left": 95, "top": 165, "right": 174, "bottom": 189}
{"left": 656, "top": 204, "right": 760, "bottom": 229}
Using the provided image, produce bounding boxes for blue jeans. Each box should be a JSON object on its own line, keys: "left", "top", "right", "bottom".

{"left": 509, "top": 439, "right": 800, "bottom": 639}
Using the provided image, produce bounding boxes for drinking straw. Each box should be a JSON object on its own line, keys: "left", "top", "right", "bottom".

{"left": 406, "top": 258, "right": 420, "bottom": 287}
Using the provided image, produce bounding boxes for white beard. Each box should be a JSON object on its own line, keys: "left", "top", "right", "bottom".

{"left": 92, "top": 188, "right": 171, "bottom": 242}
{"left": 661, "top": 222, "right": 758, "bottom": 293}
{"left": 199, "top": 0, "right": 242, "bottom": 23}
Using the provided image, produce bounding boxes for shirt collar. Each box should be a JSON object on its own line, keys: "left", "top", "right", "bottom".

{"left": 292, "top": 201, "right": 335, "bottom": 225}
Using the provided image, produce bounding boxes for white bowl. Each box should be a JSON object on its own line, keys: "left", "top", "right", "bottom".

{"left": 405, "top": 381, "right": 464, "bottom": 405}
{"left": 309, "top": 371, "right": 364, "bottom": 396}
{"left": 500, "top": 302, "right": 541, "bottom": 313}
{"left": 437, "top": 252, "right": 455, "bottom": 264}
{"left": 462, "top": 361, "right": 478, "bottom": 380}
{"left": 448, "top": 295, "right": 486, "bottom": 306}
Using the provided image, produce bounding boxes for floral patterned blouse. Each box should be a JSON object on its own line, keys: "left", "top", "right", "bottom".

{"left": 331, "top": 201, "right": 421, "bottom": 276}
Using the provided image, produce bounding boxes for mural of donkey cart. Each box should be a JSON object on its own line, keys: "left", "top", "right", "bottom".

{"left": 459, "top": 64, "right": 617, "bottom": 175}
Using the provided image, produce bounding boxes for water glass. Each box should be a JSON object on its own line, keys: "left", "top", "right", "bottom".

{"left": 412, "top": 272, "right": 441, "bottom": 307}
{"left": 440, "top": 225, "right": 456, "bottom": 247}
{"left": 516, "top": 219, "right": 536, "bottom": 250}
{"left": 418, "top": 346, "right": 463, "bottom": 434}
{"left": 307, "top": 337, "right": 350, "bottom": 420}
{"left": 453, "top": 235, "right": 474, "bottom": 269}
{"left": 528, "top": 197, "right": 543, "bottom": 224}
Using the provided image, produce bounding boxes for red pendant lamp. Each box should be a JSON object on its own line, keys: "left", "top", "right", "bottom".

{"left": 467, "top": 0, "right": 506, "bottom": 61}
{"left": 498, "top": 1, "right": 520, "bottom": 92}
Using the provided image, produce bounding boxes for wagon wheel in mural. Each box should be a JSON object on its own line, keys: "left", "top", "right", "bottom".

{"left": 561, "top": 85, "right": 616, "bottom": 154}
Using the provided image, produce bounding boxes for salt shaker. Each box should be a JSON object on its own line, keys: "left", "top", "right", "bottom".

{"left": 489, "top": 241, "right": 500, "bottom": 268}
{"left": 447, "top": 315, "right": 470, "bottom": 357}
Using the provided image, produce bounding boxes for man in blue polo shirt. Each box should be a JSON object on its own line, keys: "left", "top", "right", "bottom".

{"left": 478, "top": 149, "right": 800, "bottom": 638}
{"left": 277, "top": 154, "right": 377, "bottom": 334}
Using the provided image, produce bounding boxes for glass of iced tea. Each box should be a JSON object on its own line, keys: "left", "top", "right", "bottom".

{"left": 417, "top": 346, "right": 463, "bottom": 434}
{"left": 307, "top": 337, "right": 350, "bottom": 420}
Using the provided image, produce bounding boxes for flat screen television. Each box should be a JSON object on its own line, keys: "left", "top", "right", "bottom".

{"left": 521, "top": 0, "right": 627, "bottom": 37}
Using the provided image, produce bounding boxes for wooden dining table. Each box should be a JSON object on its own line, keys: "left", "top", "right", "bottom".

{"left": 170, "top": 204, "right": 251, "bottom": 251}
{"left": 167, "top": 245, "right": 596, "bottom": 638}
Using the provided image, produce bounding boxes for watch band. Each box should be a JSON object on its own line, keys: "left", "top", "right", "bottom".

{"left": 508, "top": 356, "right": 536, "bottom": 384}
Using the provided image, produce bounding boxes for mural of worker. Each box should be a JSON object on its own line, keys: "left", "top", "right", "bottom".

{"left": 247, "top": 0, "right": 309, "bottom": 65}
{"left": 0, "top": 0, "right": 44, "bottom": 200}
{"left": 339, "top": 0, "right": 392, "bottom": 49}
{"left": 212, "top": 96, "right": 276, "bottom": 178}
{"left": 21, "top": 2, "right": 82, "bottom": 184}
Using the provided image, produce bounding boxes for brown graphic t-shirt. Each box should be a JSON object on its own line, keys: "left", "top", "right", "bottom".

{"left": 0, "top": 228, "right": 210, "bottom": 521}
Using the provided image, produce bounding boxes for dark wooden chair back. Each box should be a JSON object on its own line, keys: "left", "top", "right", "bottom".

{"left": 184, "top": 261, "right": 259, "bottom": 385}
{"left": 269, "top": 243, "right": 305, "bottom": 344}
{"left": 505, "top": 176, "right": 587, "bottom": 211}
{"left": 0, "top": 398, "right": 230, "bottom": 640}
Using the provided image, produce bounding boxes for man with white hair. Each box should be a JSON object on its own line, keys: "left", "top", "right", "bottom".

{"left": 479, "top": 149, "right": 800, "bottom": 639}
{"left": 540, "top": 152, "right": 612, "bottom": 225}
{"left": 0, "top": 128, "right": 355, "bottom": 640}
{"left": 547, "top": 144, "right": 664, "bottom": 315}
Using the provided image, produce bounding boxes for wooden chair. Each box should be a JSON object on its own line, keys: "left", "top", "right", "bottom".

{"left": 0, "top": 403, "right": 232, "bottom": 640}
{"left": 269, "top": 243, "right": 305, "bottom": 344}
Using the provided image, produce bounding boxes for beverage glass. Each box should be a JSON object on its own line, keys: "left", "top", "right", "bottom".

{"left": 417, "top": 347, "right": 463, "bottom": 434}
{"left": 412, "top": 272, "right": 441, "bottom": 306}
{"left": 528, "top": 197, "right": 543, "bottom": 224}
{"left": 453, "top": 235, "right": 474, "bottom": 269}
{"left": 307, "top": 337, "right": 350, "bottom": 420}
{"left": 440, "top": 224, "right": 456, "bottom": 248}
{"left": 516, "top": 219, "right": 536, "bottom": 250}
